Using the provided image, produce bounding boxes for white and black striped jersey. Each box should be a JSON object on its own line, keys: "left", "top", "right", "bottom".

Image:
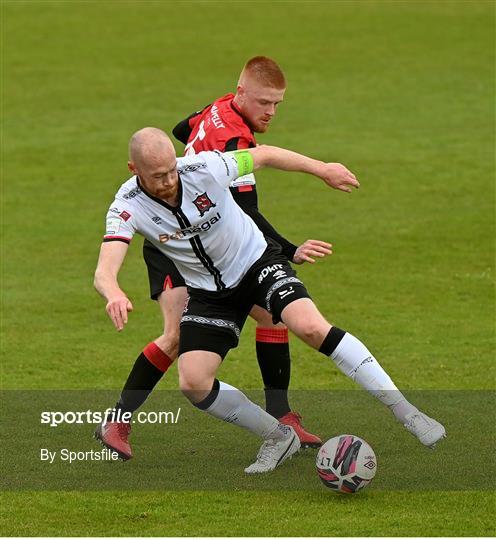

{"left": 104, "top": 151, "right": 267, "bottom": 291}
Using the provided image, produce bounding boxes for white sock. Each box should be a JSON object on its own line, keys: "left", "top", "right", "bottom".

{"left": 203, "top": 381, "right": 289, "bottom": 440}
{"left": 330, "top": 332, "right": 417, "bottom": 422}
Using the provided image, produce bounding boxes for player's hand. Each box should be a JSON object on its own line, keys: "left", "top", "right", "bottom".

{"left": 105, "top": 296, "right": 133, "bottom": 331}
{"left": 293, "top": 239, "right": 333, "bottom": 264}
{"left": 320, "top": 163, "right": 360, "bottom": 193}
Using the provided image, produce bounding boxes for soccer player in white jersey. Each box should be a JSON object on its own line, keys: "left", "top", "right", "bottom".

{"left": 101, "top": 57, "right": 323, "bottom": 459}
{"left": 94, "top": 128, "right": 446, "bottom": 473}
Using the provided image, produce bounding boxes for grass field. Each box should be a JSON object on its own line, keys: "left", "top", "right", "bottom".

{"left": 1, "top": 0, "right": 495, "bottom": 536}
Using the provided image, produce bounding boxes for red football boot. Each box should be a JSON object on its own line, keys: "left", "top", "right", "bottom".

{"left": 278, "top": 411, "right": 322, "bottom": 449}
{"left": 95, "top": 421, "right": 132, "bottom": 460}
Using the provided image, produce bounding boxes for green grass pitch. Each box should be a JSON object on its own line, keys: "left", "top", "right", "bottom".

{"left": 1, "top": 0, "right": 494, "bottom": 536}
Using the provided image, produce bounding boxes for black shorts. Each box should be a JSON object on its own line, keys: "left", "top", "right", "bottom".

{"left": 178, "top": 241, "right": 311, "bottom": 359}
{"left": 143, "top": 239, "right": 186, "bottom": 300}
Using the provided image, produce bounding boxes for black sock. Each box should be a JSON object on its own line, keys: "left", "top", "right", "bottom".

{"left": 114, "top": 352, "right": 165, "bottom": 415}
{"left": 256, "top": 328, "right": 291, "bottom": 419}
{"left": 319, "top": 326, "right": 346, "bottom": 356}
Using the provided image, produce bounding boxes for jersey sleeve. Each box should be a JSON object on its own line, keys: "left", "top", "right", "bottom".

{"left": 103, "top": 203, "right": 136, "bottom": 244}
{"left": 224, "top": 135, "right": 255, "bottom": 151}
{"left": 172, "top": 108, "right": 205, "bottom": 145}
{"left": 202, "top": 150, "right": 254, "bottom": 189}
{"left": 223, "top": 132, "right": 256, "bottom": 188}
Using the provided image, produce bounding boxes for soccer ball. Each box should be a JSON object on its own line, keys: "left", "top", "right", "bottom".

{"left": 316, "top": 434, "right": 377, "bottom": 493}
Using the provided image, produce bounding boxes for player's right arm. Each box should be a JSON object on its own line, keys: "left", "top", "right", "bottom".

{"left": 94, "top": 241, "right": 133, "bottom": 332}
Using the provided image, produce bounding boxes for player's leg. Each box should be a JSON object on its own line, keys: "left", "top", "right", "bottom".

{"left": 177, "top": 294, "right": 300, "bottom": 473}
{"left": 250, "top": 306, "right": 290, "bottom": 417}
{"left": 95, "top": 242, "right": 185, "bottom": 459}
{"left": 115, "top": 285, "right": 186, "bottom": 414}
{"left": 249, "top": 304, "right": 322, "bottom": 448}
{"left": 252, "top": 251, "right": 446, "bottom": 449}
{"left": 115, "top": 242, "right": 187, "bottom": 414}
{"left": 95, "top": 285, "right": 185, "bottom": 460}
{"left": 279, "top": 297, "right": 446, "bottom": 447}
{"left": 178, "top": 349, "right": 299, "bottom": 474}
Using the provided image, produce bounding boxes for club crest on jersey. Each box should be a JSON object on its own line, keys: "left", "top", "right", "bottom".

{"left": 193, "top": 192, "right": 216, "bottom": 217}
{"left": 119, "top": 210, "right": 131, "bottom": 222}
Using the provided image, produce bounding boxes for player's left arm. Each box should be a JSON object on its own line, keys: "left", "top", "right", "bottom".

{"left": 234, "top": 149, "right": 335, "bottom": 263}
{"left": 226, "top": 136, "right": 300, "bottom": 261}
{"left": 172, "top": 112, "right": 200, "bottom": 144}
{"left": 209, "top": 146, "right": 358, "bottom": 192}
{"left": 172, "top": 105, "right": 209, "bottom": 144}
{"left": 242, "top": 145, "right": 360, "bottom": 193}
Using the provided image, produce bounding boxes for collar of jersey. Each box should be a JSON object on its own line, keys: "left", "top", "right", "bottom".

{"left": 135, "top": 174, "right": 183, "bottom": 212}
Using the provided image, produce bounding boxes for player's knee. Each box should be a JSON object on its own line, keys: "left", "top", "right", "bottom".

{"left": 250, "top": 304, "right": 285, "bottom": 328}
{"left": 297, "top": 322, "right": 328, "bottom": 349}
{"left": 178, "top": 362, "right": 212, "bottom": 399}
{"left": 178, "top": 367, "right": 197, "bottom": 393}
{"left": 158, "top": 328, "right": 180, "bottom": 359}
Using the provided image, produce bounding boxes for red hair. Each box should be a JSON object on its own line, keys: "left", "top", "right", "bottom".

{"left": 241, "top": 56, "right": 286, "bottom": 89}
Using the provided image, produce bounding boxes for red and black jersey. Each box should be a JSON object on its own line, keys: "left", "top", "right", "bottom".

{"left": 171, "top": 94, "right": 298, "bottom": 262}
{"left": 172, "top": 93, "right": 256, "bottom": 153}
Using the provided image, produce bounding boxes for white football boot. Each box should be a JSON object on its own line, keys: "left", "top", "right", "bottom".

{"left": 245, "top": 426, "right": 300, "bottom": 474}
{"left": 403, "top": 410, "right": 446, "bottom": 448}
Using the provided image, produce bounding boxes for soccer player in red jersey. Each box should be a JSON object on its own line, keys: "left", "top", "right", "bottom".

{"left": 96, "top": 57, "right": 330, "bottom": 458}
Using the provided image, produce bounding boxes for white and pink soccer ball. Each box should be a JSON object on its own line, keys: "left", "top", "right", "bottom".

{"left": 316, "top": 434, "right": 377, "bottom": 493}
